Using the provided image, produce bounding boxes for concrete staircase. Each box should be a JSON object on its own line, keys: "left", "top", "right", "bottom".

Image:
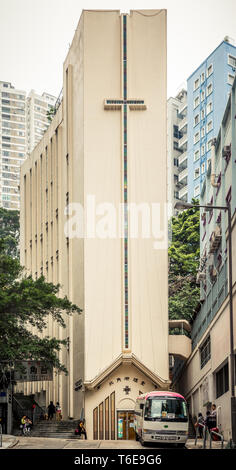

{"left": 30, "top": 419, "right": 80, "bottom": 439}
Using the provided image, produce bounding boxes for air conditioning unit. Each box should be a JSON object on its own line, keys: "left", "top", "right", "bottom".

{"left": 222, "top": 145, "right": 231, "bottom": 159}
{"left": 209, "top": 226, "right": 222, "bottom": 252}
{"left": 209, "top": 264, "right": 217, "bottom": 279}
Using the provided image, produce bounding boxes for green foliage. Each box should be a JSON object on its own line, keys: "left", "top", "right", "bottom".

{"left": 168, "top": 200, "right": 200, "bottom": 327}
{"left": 0, "top": 238, "right": 82, "bottom": 374}
{"left": 0, "top": 208, "right": 20, "bottom": 258}
{"left": 46, "top": 106, "right": 56, "bottom": 122}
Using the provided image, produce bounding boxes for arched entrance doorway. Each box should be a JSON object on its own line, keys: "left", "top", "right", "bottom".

{"left": 117, "top": 398, "right": 136, "bottom": 440}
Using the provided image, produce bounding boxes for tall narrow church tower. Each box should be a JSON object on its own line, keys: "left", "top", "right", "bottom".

{"left": 20, "top": 10, "right": 169, "bottom": 440}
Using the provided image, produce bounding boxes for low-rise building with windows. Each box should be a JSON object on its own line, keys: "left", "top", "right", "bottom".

{"left": 174, "top": 76, "right": 236, "bottom": 442}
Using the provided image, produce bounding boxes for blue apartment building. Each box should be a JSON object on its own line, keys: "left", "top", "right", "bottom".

{"left": 187, "top": 39, "right": 236, "bottom": 202}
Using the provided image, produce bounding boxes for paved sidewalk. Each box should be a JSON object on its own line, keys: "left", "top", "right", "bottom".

{"left": 0, "top": 435, "right": 19, "bottom": 449}
{"left": 0, "top": 435, "right": 229, "bottom": 449}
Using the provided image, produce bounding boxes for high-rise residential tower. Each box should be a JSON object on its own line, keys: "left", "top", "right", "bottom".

{"left": 0, "top": 81, "right": 56, "bottom": 210}
{"left": 187, "top": 37, "right": 236, "bottom": 202}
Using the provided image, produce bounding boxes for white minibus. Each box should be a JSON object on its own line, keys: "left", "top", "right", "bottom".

{"left": 134, "top": 391, "right": 189, "bottom": 447}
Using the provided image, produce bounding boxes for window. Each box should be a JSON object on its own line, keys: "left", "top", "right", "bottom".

{"left": 201, "top": 162, "right": 206, "bottom": 174}
{"left": 194, "top": 131, "right": 200, "bottom": 144}
{"left": 173, "top": 125, "right": 180, "bottom": 138}
{"left": 228, "top": 73, "right": 235, "bottom": 85}
{"left": 194, "top": 167, "right": 200, "bottom": 179}
{"left": 228, "top": 54, "right": 236, "bottom": 68}
{"left": 194, "top": 185, "right": 200, "bottom": 197}
{"left": 207, "top": 120, "right": 213, "bottom": 133}
{"left": 200, "top": 336, "right": 211, "bottom": 369}
{"left": 201, "top": 108, "right": 205, "bottom": 120}
{"left": 201, "top": 90, "right": 205, "bottom": 102}
{"left": 207, "top": 64, "right": 213, "bottom": 77}
{"left": 201, "top": 144, "right": 205, "bottom": 156}
{"left": 216, "top": 362, "right": 229, "bottom": 398}
{"left": 173, "top": 141, "right": 179, "bottom": 150}
{"left": 110, "top": 392, "right": 115, "bottom": 440}
{"left": 99, "top": 402, "right": 104, "bottom": 440}
{"left": 201, "top": 127, "right": 205, "bottom": 138}
{"left": 105, "top": 397, "right": 109, "bottom": 440}
{"left": 194, "top": 78, "right": 200, "bottom": 90}
{"left": 194, "top": 96, "right": 200, "bottom": 109}
{"left": 194, "top": 114, "right": 200, "bottom": 126}
{"left": 207, "top": 139, "right": 213, "bottom": 151}
{"left": 201, "top": 72, "right": 205, "bottom": 83}
{"left": 206, "top": 101, "right": 213, "bottom": 115}
{"left": 194, "top": 149, "right": 200, "bottom": 161}
{"left": 206, "top": 83, "right": 213, "bottom": 96}
{"left": 93, "top": 407, "right": 98, "bottom": 440}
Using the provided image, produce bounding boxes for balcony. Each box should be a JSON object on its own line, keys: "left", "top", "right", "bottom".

{"left": 169, "top": 320, "right": 192, "bottom": 360}
{"left": 178, "top": 167, "right": 188, "bottom": 183}
{"left": 178, "top": 134, "right": 188, "bottom": 150}
{"left": 179, "top": 102, "right": 187, "bottom": 116}
{"left": 178, "top": 151, "right": 187, "bottom": 167}
{"left": 179, "top": 185, "right": 188, "bottom": 200}
{"left": 178, "top": 116, "right": 187, "bottom": 132}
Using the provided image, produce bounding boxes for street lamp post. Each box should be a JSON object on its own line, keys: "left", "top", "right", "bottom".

{"left": 175, "top": 200, "right": 236, "bottom": 446}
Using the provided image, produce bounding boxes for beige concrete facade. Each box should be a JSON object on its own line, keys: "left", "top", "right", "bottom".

{"left": 20, "top": 10, "right": 169, "bottom": 440}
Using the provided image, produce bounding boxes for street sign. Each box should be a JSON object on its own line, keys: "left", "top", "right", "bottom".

{"left": 14, "top": 361, "right": 53, "bottom": 382}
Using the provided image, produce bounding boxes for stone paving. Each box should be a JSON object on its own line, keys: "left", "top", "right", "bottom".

{"left": 0, "top": 435, "right": 229, "bottom": 450}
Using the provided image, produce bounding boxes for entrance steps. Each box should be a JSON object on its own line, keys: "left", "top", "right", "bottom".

{"left": 30, "top": 419, "right": 80, "bottom": 439}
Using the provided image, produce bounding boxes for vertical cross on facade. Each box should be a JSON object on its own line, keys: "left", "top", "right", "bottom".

{"left": 104, "top": 15, "right": 147, "bottom": 351}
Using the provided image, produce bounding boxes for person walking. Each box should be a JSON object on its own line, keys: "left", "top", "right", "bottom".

{"left": 56, "top": 402, "right": 62, "bottom": 421}
{"left": 47, "top": 401, "right": 56, "bottom": 421}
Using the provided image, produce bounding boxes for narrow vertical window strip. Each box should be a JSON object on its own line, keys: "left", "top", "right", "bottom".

{"left": 123, "top": 15, "right": 128, "bottom": 349}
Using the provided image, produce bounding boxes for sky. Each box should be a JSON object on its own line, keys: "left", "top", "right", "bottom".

{"left": 0, "top": 0, "right": 236, "bottom": 99}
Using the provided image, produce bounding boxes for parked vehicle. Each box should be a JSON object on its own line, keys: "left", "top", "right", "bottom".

{"left": 134, "top": 391, "right": 188, "bottom": 447}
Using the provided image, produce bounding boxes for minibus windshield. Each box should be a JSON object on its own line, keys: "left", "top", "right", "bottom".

{"left": 144, "top": 397, "right": 188, "bottom": 422}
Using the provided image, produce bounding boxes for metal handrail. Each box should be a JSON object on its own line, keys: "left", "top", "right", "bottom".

{"left": 210, "top": 429, "right": 224, "bottom": 449}
{"left": 13, "top": 395, "right": 24, "bottom": 410}
{"left": 195, "top": 422, "right": 207, "bottom": 448}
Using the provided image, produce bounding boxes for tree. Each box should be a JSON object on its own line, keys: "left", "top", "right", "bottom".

{"left": 0, "top": 208, "right": 20, "bottom": 258}
{"left": 0, "top": 239, "right": 82, "bottom": 374}
{"left": 168, "top": 200, "right": 200, "bottom": 328}
{"left": 46, "top": 106, "right": 56, "bottom": 122}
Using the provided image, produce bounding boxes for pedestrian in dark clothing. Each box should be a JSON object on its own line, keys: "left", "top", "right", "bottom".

{"left": 210, "top": 404, "right": 217, "bottom": 429}
{"left": 205, "top": 405, "right": 217, "bottom": 433}
{"left": 195, "top": 412, "right": 205, "bottom": 438}
{"left": 47, "top": 401, "right": 56, "bottom": 420}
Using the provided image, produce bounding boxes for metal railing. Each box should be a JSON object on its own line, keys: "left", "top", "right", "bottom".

{"left": 194, "top": 422, "right": 207, "bottom": 448}
{"left": 195, "top": 422, "right": 224, "bottom": 449}
{"left": 192, "top": 260, "right": 228, "bottom": 349}
{"left": 13, "top": 395, "right": 46, "bottom": 428}
{"left": 210, "top": 429, "right": 224, "bottom": 448}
